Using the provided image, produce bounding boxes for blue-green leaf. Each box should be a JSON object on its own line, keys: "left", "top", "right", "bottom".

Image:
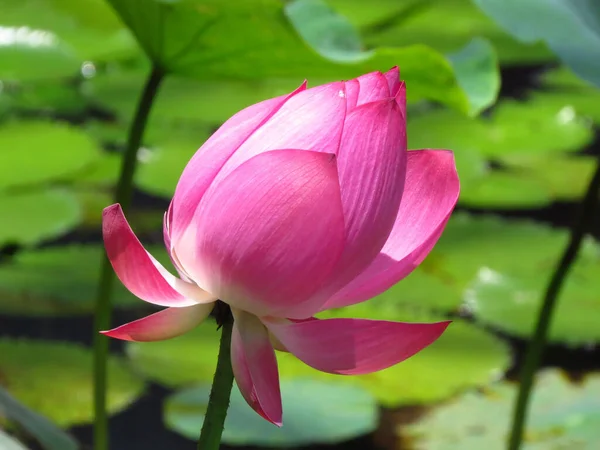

{"left": 447, "top": 38, "right": 500, "bottom": 115}
{"left": 165, "top": 380, "right": 377, "bottom": 447}
{"left": 474, "top": 0, "right": 600, "bottom": 87}
{"left": 0, "top": 386, "right": 78, "bottom": 450}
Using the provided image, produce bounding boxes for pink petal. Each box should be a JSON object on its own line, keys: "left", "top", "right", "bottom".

{"left": 355, "top": 71, "right": 390, "bottom": 106}
{"left": 318, "top": 99, "right": 406, "bottom": 298}
{"left": 323, "top": 150, "right": 459, "bottom": 309}
{"left": 384, "top": 66, "right": 401, "bottom": 96}
{"left": 176, "top": 149, "right": 346, "bottom": 319}
{"left": 266, "top": 317, "right": 451, "bottom": 375}
{"left": 163, "top": 202, "right": 193, "bottom": 282}
{"left": 170, "top": 82, "right": 307, "bottom": 244}
{"left": 212, "top": 82, "right": 347, "bottom": 184}
{"left": 103, "top": 204, "right": 215, "bottom": 308}
{"left": 163, "top": 202, "right": 172, "bottom": 252}
{"left": 396, "top": 81, "right": 407, "bottom": 119}
{"left": 345, "top": 78, "right": 359, "bottom": 110}
{"left": 100, "top": 303, "right": 212, "bottom": 342}
{"left": 231, "top": 309, "right": 282, "bottom": 426}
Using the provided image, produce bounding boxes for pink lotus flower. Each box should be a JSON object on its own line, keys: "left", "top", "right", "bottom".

{"left": 102, "top": 67, "right": 459, "bottom": 425}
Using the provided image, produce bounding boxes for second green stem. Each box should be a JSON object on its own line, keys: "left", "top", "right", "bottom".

{"left": 93, "top": 66, "right": 165, "bottom": 450}
{"left": 507, "top": 150, "right": 600, "bottom": 450}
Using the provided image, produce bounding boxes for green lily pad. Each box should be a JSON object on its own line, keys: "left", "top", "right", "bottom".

{"left": 0, "top": 0, "right": 138, "bottom": 63}
{"left": 444, "top": 148, "right": 545, "bottom": 209}
{"left": 1, "top": 80, "right": 89, "bottom": 116}
{"left": 334, "top": 0, "right": 552, "bottom": 64}
{"left": 75, "top": 119, "right": 211, "bottom": 197}
{"left": 371, "top": 265, "right": 463, "bottom": 313}
{"left": 474, "top": 0, "right": 600, "bottom": 88}
{"left": 408, "top": 99, "right": 593, "bottom": 160}
{"left": 425, "top": 214, "right": 600, "bottom": 345}
{"left": 540, "top": 66, "right": 594, "bottom": 89}
{"left": 534, "top": 67, "right": 600, "bottom": 123}
{"left": 0, "top": 430, "right": 28, "bottom": 450}
{"left": 135, "top": 125, "right": 211, "bottom": 197}
{"left": 426, "top": 214, "right": 572, "bottom": 295}
{"left": 0, "top": 189, "right": 81, "bottom": 246}
{"left": 404, "top": 370, "right": 600, "bottom": 449}
{"left": 528, "top": 90, "right": 600, "bottom": 126}
{"left": 0, "top": 27, "right": 80, "bottom": 81}
{"left": 0, "top": 339, "right": 144, "bottom": 427}
{"left": 126, "top": 321, "right": 221, "bottom": 387}
{"left": 72, "top": 187, "right": 165, "bottom": 232}
{"left": 104, "top": 0, "right": 483, "bottom": 113}
{"left": 486, "top": 98, "right": 593, "bottom": 157}
{"left": 0, "top": 385, "right": 78, "bottom": 450}
{"left": 0, "top": 121, "right": 102, "bottom": 190}
{"left": 0, "top": 244, "right": 172, "bottom": 316}
{"left": 501, "top": 153, "right": 597, "bottom": 201}
{"left": 465, "top": 242, "right": 600, "bottom": 345}
{"left": 71, "top": 188, "right": 112, "bottom": 226}
{"left": 458, "top": 171, "right": 551, "bottom": 208}
{"left": 408, "top": 108, "right": 487, "bottom": 157}
{"left": 407, "top": 99, "right": 593, "bottom": 208}
{"left": 69, "top": 152, "right": 121, "bottom": 186}
{"left": 165, "top": 379, "right": 377, "bottom": 447}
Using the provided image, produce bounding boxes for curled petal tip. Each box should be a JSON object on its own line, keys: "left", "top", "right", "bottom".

{"left": 102, "top": 203, "right": 123, "bottom": 217}
{"left": 102, "top": 203, "right": 206, "bottom": 308}
{"left": 99, "top": 329, "right": 134, "bottom": 341}
{"left": 384, "top": 67, "right": 402, "bottom": 96}
{"left": 431, "top": 320, "right": 452, "bottom": 335}
{"left": 100, "top": 305, "right": 212, "bottom": 342}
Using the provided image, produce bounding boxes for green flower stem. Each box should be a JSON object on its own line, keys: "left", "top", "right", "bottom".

{"left": 197, "top": 317, "right": 235, "bottom": 450}
{"left": 508, "top": 150, "right": 600, "bottom": 450}
{"left": 93, "top": 66, "right": 165, "bottom": 450}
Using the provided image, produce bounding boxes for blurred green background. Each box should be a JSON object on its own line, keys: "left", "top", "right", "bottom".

{"left": 0, "top": 0, "right": 599, "bottom": 449}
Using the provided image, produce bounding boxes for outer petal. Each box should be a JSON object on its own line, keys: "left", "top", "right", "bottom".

{"left": 213, "top": 82, "right": 347, "bottom": 184}
{"left": 170, "top": 82, "right": 307, "bottom": 243}
{"left": 384, "top": 66, "right": 401, "bottom": 96}
{"left": 344, "top": 78, "right": 359, "bottom": 110}
{"left": 176, "top": 149, "right": 346, "bottom": 319}
{"left": 266, "top": 317, "right": 450, "bottom": 375}
{"left": 354, "top": 71, "right": 390, "bottom": 106}
{"left": 163, "top": 202, "right": 172, "bottom": 252}
{"left": 395, "top": 81, "right": 407, "bottom": 119}
{"left": 318, "top": 99, "right": 406, "bottom": 298}
{"left": 231, "top": 309, "right": 282, "bottom": 425}
{"left": 100, "top": 304, "right": 212, "bottom": 342}
{"left": 323, "top": 150, "right": 459, "bottom": 309}
{"left": 163, "top": 202, "right": 193, "bottom": 282}
{"left": 103, "top": 204, "right": 215, "bottom": 308}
